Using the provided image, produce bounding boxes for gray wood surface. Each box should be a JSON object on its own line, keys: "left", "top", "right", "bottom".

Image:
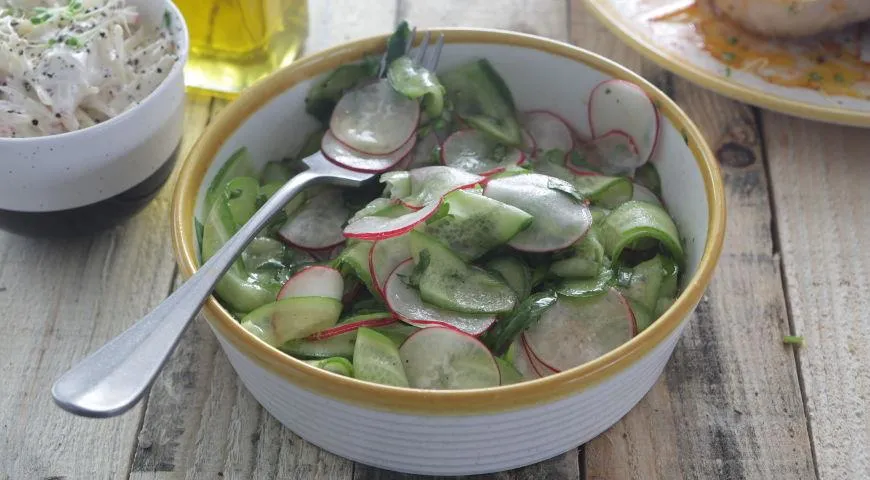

{"left": 1, "top": 0, "right": 865, "bottom": 478}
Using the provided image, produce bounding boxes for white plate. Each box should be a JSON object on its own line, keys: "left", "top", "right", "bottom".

{"left": 584, "top": 0, "right": 870, "bottom": 127}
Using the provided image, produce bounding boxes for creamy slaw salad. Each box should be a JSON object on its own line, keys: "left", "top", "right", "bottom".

{"left": 0, "top": 0, "right": 179, "bottom": 138}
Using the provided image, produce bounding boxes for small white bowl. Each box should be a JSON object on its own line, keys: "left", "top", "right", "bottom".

{"left": 0, "top": 1, "right": 189, "bottom": 237}
{"left": 172, "top": 29, "right": 726, "bottom": 476}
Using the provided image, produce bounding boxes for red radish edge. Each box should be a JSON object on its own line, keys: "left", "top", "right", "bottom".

{"left": 587, "top": 79, "right": 661, "bottom": 164}
{"left": 522, "top": 332, "right": 560, "bottom": 374}
{"left": 277, "top": 265, "right": 343, "bottom": 300}
{"left": 383, "top": 259, "right": 496, "bottom": 337}
{"left": 343, "top": 197, "right": 443, "bottom": 241}
{"left": 596, "top": 129, "right": 640, "bottom": 155}
{"left": 399, "top": 181, "right": 481, "bottom": 210}
{"left": 397, "top": 324, "right": 494, "bottom": 353}
{"left": 522, "top": 109, "right": 577, "bottom": 151}
{"left": 305, "top": 316, "right": 397, "bottom": 341}
{"left": 321, "top": 130, "right": 416, "bottom": 174}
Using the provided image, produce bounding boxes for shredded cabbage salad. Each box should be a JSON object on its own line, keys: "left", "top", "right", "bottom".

{"left": 0, "top": 0, "right": 179, "bottom": 138}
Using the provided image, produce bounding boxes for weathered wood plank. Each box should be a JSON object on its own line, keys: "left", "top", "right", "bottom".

{"left": 571, "top": 2, "right": 816, "bottom": 478}
{"left": 130, "top": 3, "right": 398, "bottom": 479}
{"left": 350, "top": 1, "right": 578, "bottom": 479}
{"left": 763, "top": 113, "right": 870, "bottom": 480}
{"left": 0, "top": 92, "right": 210, "bottom": 480}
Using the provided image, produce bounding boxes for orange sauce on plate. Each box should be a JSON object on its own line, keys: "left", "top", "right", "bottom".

{"left": 649, "top": 1, "right": 870, "bottom": 99}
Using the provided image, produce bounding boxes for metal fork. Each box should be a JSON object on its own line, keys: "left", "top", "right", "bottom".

{"left": 51, "top": 31, "right": 446, "bottom": 418}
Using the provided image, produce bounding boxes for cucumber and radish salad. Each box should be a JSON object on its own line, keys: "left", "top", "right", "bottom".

{"left": 197, "top": 23, "right": 685, "bottom": 390}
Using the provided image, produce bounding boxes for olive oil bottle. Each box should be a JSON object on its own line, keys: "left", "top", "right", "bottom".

{"left": 174, "top": 0, "right": 308, "bottom": 98}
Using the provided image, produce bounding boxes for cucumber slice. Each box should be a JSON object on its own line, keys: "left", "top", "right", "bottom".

{"left": 321, "top": 129, "right": 415, "bottom": 173}
{"left": 297, "top": 128, "right": 328, "bottom": 159}
{"left": 620, "top": 254, "right": 665, "bottom": 312}
{"left": 242, "top": 237, "right": 286, "bottom": 271}
{"left": 304, "top": 357, "right": 354, "bottom": 377}
{"left": 353, "top": 327, "right": 409, "bottom": 387}
{"left": 307, "top": 312, "right": 395, "bottom": 341}
{"left": 369, "top": 234, "right": 411, "bottom": 296}
{"left": 241, "top": 296, "right": 342, "bottom": 347}
{"left": 658, "top": 256, "right": 680, "bottom": 299}
{"left": 387, "top": 55, "right": 445, "bottom": 117}
{"left": 224, "top": 176, "right": 260, "bottom": 226}
{"left": 398, "top": 327, "right": 500, "bottom": 390}
{"left": 524, "top": 289, "right": 636, "bottom": 372}
{"left": 479, "top": 292, "right": 558, "bottom": 357}
{"left": 277, "top": 265, "right": 344, "bottom": 302}
{"left": 494, "top": 356, "right": 524, "bottom": 385}
{"left": 588, "top": 79, "right": 660, "bottom": 166}
{"left": 485, "top": 256, "right": 532, "bottom": 300}
{"left": 483, "top": 173, "right": 593, "bottom": 252}
{"left": 260, "top": 161, "right": 292, "bottom": 185}
{"left": 409, "top": 230, "right": 517, "bottom": 314}
{"left": 440, "top": 59, "right": 523, "bottom": 147}
{"left": 422, "top": 189, "right": 533, "bottom": 261}
{"left": 551, "top": 230, "right": 606, "bottom": 279}
{"left": 403, "top": 166, "right": 485, "bottom": 208}
{"left": 627, "top": 298, "right": 655, "bottom": 333}
{"left": 203, "top": 199, "right": 275, "bottom": 313}
{"left": 385, "top": 260, "right": 496, "bottom": 336}
{"left": 655, "top": 296, "right": 675, "bottom": 317}
{"left": 278, "top": 188, "right": 351, "bottom": 250}
{"left": 520, "top": 110, "right": 575, "bottom": 153}
{"left": 572, "top": 175, "right": 633, "bottom": 209}
{"left": 285, "top": 332, "right": 356, "bottom": 358}
{"left": 441, "top": 129, "right": 525, "bottom": 175}
{"left": 600, "top": 201, "right": 684, "bottom": 265}
{"left": 330, "top": 79, "right": 420, "bottom": 155}
{"left": 205, "top": 147, "right": 255, "bottom": 214}
{"left": 333, "top": 241, "right": 377, "bottom": 296}
{"left": 557, "top": 268, "right": 614, "bottom": 299}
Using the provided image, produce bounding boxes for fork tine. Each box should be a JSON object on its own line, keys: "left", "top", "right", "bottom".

{"left": 412, "top": 31, "right": 431, "bottom": 65}
{"left": 423, "top": 33, "right": 445, "bottom": 71}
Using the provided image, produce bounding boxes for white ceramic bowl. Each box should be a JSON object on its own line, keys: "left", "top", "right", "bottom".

{"left": 172, "top": 29, "right": 726, "bottom": 476}
{"left": 0, "top": 1, "right": 189, "bottom": 237}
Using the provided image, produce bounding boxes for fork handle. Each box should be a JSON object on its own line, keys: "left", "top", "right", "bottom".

{"left": 51, "top": 166, "right": 325, "bottom": 418}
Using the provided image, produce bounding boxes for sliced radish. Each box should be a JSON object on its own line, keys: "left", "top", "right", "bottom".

{"left": 385, "top": 260, "right": 496, "bottom": 336}
{"left": 278, "top": 188, "right": 351, "bottom": 250}
{"left": 329, "top": 79, "right": 420, "bottom": 155}
{"left": 321, "top": 129, "right": 415, "bottom": 173}
{"left": 402, "top": 166, "right": 485, "bottom": 208}
{"left": 343, "top": 197, "right": 442, "bottom": 240}
{"left": 440, "top": 129, "right": 525, "bottom": 175}
{"left": 521, "top": 334, "right": 559, "bottom": 377}
{"left": 588, "top": 79, "right": 659, "bottom": 166}
{"left": 305, "top": 315, "right": 397, "bottom": 341}
{"left": 564, "top": 148, "right": 601, "bottom": 176}
{"left": 588, "top": 130, "right": 641, "bottom": 175}
{"left": 524, "top": 288, "right": 636, "bottom": 372}
{"left": 398, "top": 326, "right": 501, "bottom": 390}
{"left": 631, "top": 182, "right": 663, "bottom": 206}
{"left": 277, "top": 265, "right": 344, "bottom": 301}
{"left": 307, "top": 243, "right": 346, "bottom": 262}
{"left": 521, "top": 129, "right": 537, "bottom": 158}
{"left": 521, "top": 110, "right": 575, "bottom": 153}
{"left": 406, "top": 131, "right": 440, "bottom": 169}
{"left": 483, "top": 173, "right": 593, "bottom": 252}
{"left": 369, "top": 234, "right": 411, "bottom": 296}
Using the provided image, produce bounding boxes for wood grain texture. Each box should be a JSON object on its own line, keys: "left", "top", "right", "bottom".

{"left": 764, "top": 113, "right": 870, "bottom": 480}
{"left": 0, "top": 95, "right": 210, "bottom": 480}
{"left": 571, "top": 2, "right": 816, "bottom": 478}
{"left": 350, "top": 1, "right": 578, "bottom": 479}
{"left": 130, "top": 2, "right": 398, "bottom": 479}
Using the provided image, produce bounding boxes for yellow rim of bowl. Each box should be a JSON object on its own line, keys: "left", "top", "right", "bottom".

{"left": 171, "top": 28, "right": 726, "bottom": 415}
{"left": 582, "top": 0, "right": 870, "bottom": 128}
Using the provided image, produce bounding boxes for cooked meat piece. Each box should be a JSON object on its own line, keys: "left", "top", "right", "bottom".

{"left": 713, "top": 0, "right": 870, "bottom": 37}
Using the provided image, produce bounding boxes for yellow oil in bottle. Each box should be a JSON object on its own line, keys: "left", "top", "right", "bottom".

{"left": 174, "top": 0, "right": 308, "bottom": 98}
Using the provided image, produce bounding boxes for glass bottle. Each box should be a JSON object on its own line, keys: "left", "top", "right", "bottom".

{"left": 174, "top": 0, "right": 308, "bottom": 98}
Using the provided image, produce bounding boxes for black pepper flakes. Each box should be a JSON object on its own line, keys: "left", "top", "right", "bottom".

{"left": 156, "top": 67, "right": 162, "bottom": 73}
{"left": 31, "top": 119, "right": 38, "bottom": 126}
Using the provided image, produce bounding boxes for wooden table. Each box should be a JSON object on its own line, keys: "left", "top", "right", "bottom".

{"left": 3, "top": 1, "right": 867, "bottom": 478}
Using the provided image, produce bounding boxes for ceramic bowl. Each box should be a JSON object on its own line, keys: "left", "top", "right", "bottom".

{"left": 171, "top": 29, "right": 726, "bottom": 476}
{"left": 0, "top": 1, "right": 189, "bottom": 237}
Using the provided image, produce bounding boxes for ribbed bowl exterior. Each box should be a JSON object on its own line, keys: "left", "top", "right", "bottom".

{"left": 213, "top": 323, "right": 685, "bottom": 476}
